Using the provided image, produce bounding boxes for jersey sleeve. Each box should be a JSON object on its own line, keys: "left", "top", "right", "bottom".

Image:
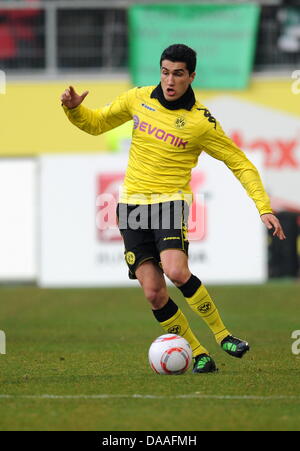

{"left": 198, "top": 121, "right": 273, "bottom": 216}
{"left": 62, "top": 88, "right": 135, "bottom": 135}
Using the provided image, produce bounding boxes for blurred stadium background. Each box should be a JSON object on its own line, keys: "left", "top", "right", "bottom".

{"left": 0, "top": 0, "right": 300, "bottom": 432}
{"left": 0, "top": 0, "right": 299, "bottom": 285}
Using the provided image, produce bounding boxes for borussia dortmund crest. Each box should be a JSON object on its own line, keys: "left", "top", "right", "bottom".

{"left": 125, "top": 251, "right": 136, "bottom": 265}
{"left": 175, "top": 117, "right": 186, "bottom": 129}
{"left": 168, "top": 325, "right": 181, "bottom": 334}
{"left": 197, "top": 302, "right": 212, "bottom": 314}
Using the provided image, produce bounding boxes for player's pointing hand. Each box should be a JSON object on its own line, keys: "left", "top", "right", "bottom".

{"left": 61, "top": 85, "right": 89, "bottom": 109}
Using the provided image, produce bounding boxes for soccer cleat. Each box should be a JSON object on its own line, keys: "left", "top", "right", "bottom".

{"left": 221, "top": 335, "right": 250, "bottom": 358}
{"left": 192, "top": 353, "right": 218, "bottom": 373}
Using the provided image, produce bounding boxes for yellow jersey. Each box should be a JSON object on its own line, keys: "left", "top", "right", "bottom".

{"left": 63, "top": 86, "right": 272, "bottom": 215}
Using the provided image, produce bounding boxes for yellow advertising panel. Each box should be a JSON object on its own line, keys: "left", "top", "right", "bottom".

{"left": 0, "top": 80, "right": 130, "bottom": 155}
{"left": 0, "top": 78, "right": 299, "bottom": 155}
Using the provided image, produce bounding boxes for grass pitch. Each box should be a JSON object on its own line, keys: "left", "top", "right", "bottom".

{"left": 0, "top": 282, "right": 299, "bottom": 431}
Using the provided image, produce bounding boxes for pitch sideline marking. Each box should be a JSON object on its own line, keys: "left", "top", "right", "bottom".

{"left": 0, "top": 394, "right": 299, "bottom": 400}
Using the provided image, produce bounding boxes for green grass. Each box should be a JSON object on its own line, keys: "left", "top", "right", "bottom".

{"left": 0, "top": 282, "right": 300, "bottom": 431}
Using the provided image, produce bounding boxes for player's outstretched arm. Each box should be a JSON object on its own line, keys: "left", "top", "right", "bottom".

{"left": 261, "top": 213, "right": 286, "bottom": 240}
{"left": 61, "top": 85, "right": 89, "bottom": 109}
{"left": 61, "top": 85, "right": 133, "bottom": 136}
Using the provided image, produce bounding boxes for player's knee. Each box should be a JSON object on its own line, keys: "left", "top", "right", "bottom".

{"left": 164, "top": 267, "right": 189, "bottom": 286}
{"left": 144, "top": 287, "right": 167, "bottom": 309}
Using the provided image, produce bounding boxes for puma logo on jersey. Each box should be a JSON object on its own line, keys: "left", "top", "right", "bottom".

{"left": 133, "top": 115, "right": 188, "bottom": 149}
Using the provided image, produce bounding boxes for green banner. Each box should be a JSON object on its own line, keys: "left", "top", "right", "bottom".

{"left": 129, "top": 4, "right": 260, "bottom": 89}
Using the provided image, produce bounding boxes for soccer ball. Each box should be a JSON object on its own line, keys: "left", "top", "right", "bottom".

{"left": 148, "top": 334, "right": 192, "bottom": 375}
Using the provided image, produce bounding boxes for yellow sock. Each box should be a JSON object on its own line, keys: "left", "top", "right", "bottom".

{"left": 185, "top": 284, "right": 230, "bottom": 344}
{"left": 159, "top": 308, "right": 208, "bottom": 358}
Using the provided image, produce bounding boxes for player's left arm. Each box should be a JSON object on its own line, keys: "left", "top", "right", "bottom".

{"left": 198, "top": 119, "right": 286, "bottom": 240}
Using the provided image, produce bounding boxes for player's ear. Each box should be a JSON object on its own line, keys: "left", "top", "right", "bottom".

{"left": 190, "top": 72, "right": 196, "bottom": 83}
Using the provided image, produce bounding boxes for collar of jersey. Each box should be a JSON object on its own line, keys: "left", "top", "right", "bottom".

{"left": 150, "top": 83, "right": 195, "bottom": 111}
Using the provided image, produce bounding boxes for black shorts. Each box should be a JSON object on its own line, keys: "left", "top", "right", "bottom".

{"left": 116, "top": 200, "right": 189, "bottom": 279}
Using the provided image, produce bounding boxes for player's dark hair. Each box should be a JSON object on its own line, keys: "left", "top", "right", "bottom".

{"left": 160, "top": 44, "right": 197, "bottom": 74}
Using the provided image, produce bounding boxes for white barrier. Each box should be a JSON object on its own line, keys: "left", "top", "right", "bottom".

{"left": 206, "top": 96, "right": 300, "bottom": 212}
{"left": 38, "top": 153, "right": 266, "bottom": 287}
{"left": 0, "top": 159, "right": 37, "bottom": 281}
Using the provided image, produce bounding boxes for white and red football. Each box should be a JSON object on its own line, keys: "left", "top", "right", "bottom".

{"left": 148, "top": 334, "right": 192, "bottom": 375}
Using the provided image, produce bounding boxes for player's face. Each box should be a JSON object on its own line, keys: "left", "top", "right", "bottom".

{"left": 160, "top": 60, "right": 195, "bottom": 102}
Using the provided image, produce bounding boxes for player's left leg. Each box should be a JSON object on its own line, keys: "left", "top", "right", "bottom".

{"left": 160, "top": 249, "right": 229, "bottom": 344}
{"left": 160, "top": 250, "right": 249, "bottom": 359}
{"left": 135, "top": 261, "right": 216, "bottom": 373}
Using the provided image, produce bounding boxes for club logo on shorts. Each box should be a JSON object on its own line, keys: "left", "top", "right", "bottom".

{"left": 197, "top": 302, "right": 211, "bottom": 314}
{"left": 168, "top": 325, "right": 181, "bottom": 335}
{"left": 125, "top": 251, "right": 136, "bottom": 265}
{"left": 175, "top": 117, "right": 186, "bottom": 129}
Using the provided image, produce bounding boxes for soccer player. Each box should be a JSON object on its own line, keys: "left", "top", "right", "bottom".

{"left": 61, "top": 44, "right": 286, "bottom": 373}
